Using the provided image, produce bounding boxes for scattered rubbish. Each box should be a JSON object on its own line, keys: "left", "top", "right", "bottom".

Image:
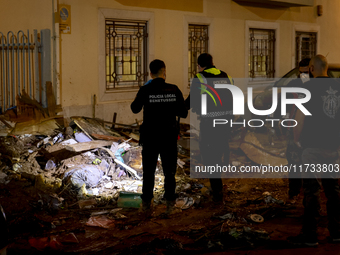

{"left": 37, "top": 136, "right": 51, "bottom": 148}
{"left": 262, "top": 191, "right": 271, "bottom": 196}
{"left": 182, "top": 183, "right": 191, "bottom": 190}
{"left": 249, "top": 214, "right": 264, "bottom": 223}
{"left": 175, "top": 196, "right": 194, "bottom": 210}
{"left": 45, "top": 159, "right": 56, "bottom": 170}
{"left": 264, "top": 195, "right": 284, "bottom": 205}
{"left": 53, "top": 132, "right": 63, "bottom": 144}
{"left": 177, "top": 159, "right": 185, "bottom": 168}
{"left": 117, "top": 191, "right": 142, "bottom": 208}
{"left": 78, "top": 199, "right": 97, "bottom": 209}
{"left": 12, "top": 163, "right": 21, "bottom": 171}
{"left": 60, "top": 138, "right": 78, "bottom": 145}
{"left": 227, "top": 226, "right": 270, "bottom": 245}
{"left": 0, "top": 172, "right": 7, "bottom": 184}
{"left": 110, "top": 208, "right": 123, "bottom": 214}
{"left": 93, "top": 158, "right": 101, "bottom": 165}
{"left": 88, "top": 188, "right": 99, "bottom": 196}
{"left": 75, "top": 132, "right": 92, "bottom": 143}
{"left": 218, "top": 213, "right": 234, "bottom": 220}
{"left": 104, "top": 182, "right": 114, "bottom": 189}
{"left": 192, "top": 183, "right": 204, "bottom": 189}
{"left": 91, "top": 210, "right": 111, "bottom": 216}
{"left": 86, "top": 215, "right": 115, "bottom": 229}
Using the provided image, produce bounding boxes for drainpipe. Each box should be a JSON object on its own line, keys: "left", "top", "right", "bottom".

{"left": 52, "top": 0, "right": 61, "bottom": 105}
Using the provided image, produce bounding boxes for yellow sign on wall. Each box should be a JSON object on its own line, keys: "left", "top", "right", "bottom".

{"left": 59, "top": 5, "right": 71, "bottom": 34}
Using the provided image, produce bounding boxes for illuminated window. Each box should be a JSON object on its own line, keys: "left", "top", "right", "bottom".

{"left": 249, "top": 28, "right": 275, "bottom": 80}
{"left": 296, "top": 31, "right": 317, "bottom": 67}
{"left": 188, "top": 24, "right": 208, "bottom": 85}
{"left": 105, "top": 20, "right": 148, "bottom": 89}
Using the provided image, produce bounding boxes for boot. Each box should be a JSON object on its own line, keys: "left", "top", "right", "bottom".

{"left": 139, "top": 200, "right": 153, "bottom": 217}
{"left": 165, "top": 200, "right": 181, "bottom": 216}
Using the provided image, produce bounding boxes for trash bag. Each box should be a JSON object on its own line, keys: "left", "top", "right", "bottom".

{"left": 64, "top": 165, "right": 104, "bottom": 189}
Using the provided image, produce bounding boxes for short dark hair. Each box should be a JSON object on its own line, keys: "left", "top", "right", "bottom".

{"left": 197, "top": 53, "right": 213, "bottom": 68}
{"left": 299, "top": 58, "right": 311, "bottom": 67}
{"left": 149, "top": 59, "right": 165, "bottom": 75}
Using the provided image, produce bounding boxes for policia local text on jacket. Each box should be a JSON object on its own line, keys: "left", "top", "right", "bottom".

{"left": 186, "top": 65, "right": 234, "bottom": 201}
{"left": 131, "top": 77, "right": 188, "bottom": 204}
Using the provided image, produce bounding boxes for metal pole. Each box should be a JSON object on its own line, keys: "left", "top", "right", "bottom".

{"left": 27, "top": 29, "right": 32, "bottom": 98}
{"left": 0, "top": 32, "right": 5, "bottom": 111}
{"left": 41, "top": 29, "right": 51, "bottom": 108}
{"left": 17, "top": 31, "right": 24, "bottom": 96}
{"left": 33, "top": 30, "right": 40, "bottom": 102}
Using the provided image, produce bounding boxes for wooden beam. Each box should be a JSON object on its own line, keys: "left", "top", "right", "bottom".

{"left": 91, "top": 133, "right": 125, "bottom": 142}
{"left": 111, "top": 112, "right": 117, "bottom": 129}
{"left": 65, "top": 140, "right": 113, "bottom": 152}
{"left": 0, "top": 116, "right": 12, "bottom": 128}
{"left": 46, "top": 81, "right": 56, "bottom": 117}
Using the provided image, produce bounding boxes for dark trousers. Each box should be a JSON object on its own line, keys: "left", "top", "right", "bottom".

{"left": 301, "top": 148, "right": 340, "bottom": 238}
{"left": 200, "top": 119, "right": 230, "bottom": 197}
{"left": 141, "top": 133, "right": 178, "bottom": 203}
{"left": 286, "top": 131, "right": 303, "bottom": 198}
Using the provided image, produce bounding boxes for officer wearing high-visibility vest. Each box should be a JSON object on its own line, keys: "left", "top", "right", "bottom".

{"left": 185, "top": 53, "right": 234, "bottom": 203}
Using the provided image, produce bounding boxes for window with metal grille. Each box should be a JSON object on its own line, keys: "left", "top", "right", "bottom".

{"left": 249, "top": 28, "right": 275, "bottom": 80}
{"left": 295, "top": 31, "right": 316, "bottom": 67}
{"left": 105, "top": 20, "right": 148, "bottom": 89}
{"left": 188, "top": 24, "right": 208, "bottom": 85}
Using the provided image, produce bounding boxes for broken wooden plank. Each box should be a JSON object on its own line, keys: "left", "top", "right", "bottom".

{"left": 71, "top": 116, "right": 111, "bottom": 139}
{"left": 46, "top": 81, "right": 57, "bottom": 117}
{"left": 119, "top": 131, "right": 139, "bottom": 142}
{"left": 65, "top": 140, "right": 113, "bottom": 152}
{"left": 18, "top": 90, "right": 48, "bottom": 118}
{"left": 91, "top": 133, "right": 125, "bottom": 142}
{"left": 11, "top": 118, "right": 60, "bottom": 136}
{"left": 0, "top": 116, "right": 12, "bottom": 129}
{"left": 75, "top": 116, "right": 137, "bottom": 128}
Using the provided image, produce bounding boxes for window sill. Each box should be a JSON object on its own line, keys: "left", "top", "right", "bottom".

{"left": 105, "top": 87, "right": 140, "bottom": 93}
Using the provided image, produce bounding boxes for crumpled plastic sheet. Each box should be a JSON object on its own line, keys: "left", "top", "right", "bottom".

{"left": 63, "top": 165, "right": 104, "bottom": 188}
{"left": 85, "top": 215, "right": 115, "bottom": 229}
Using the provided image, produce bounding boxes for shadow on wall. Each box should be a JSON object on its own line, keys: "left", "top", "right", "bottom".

{"left": 230, "top": 1, "right": 315, "bottom": 22}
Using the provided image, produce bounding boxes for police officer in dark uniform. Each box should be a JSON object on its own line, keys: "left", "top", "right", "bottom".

{"left": 186, "top": 53, "right": 234, "bottom": 202}
{"left": 131, "top": 59, "right": 188, "bottom": 215}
